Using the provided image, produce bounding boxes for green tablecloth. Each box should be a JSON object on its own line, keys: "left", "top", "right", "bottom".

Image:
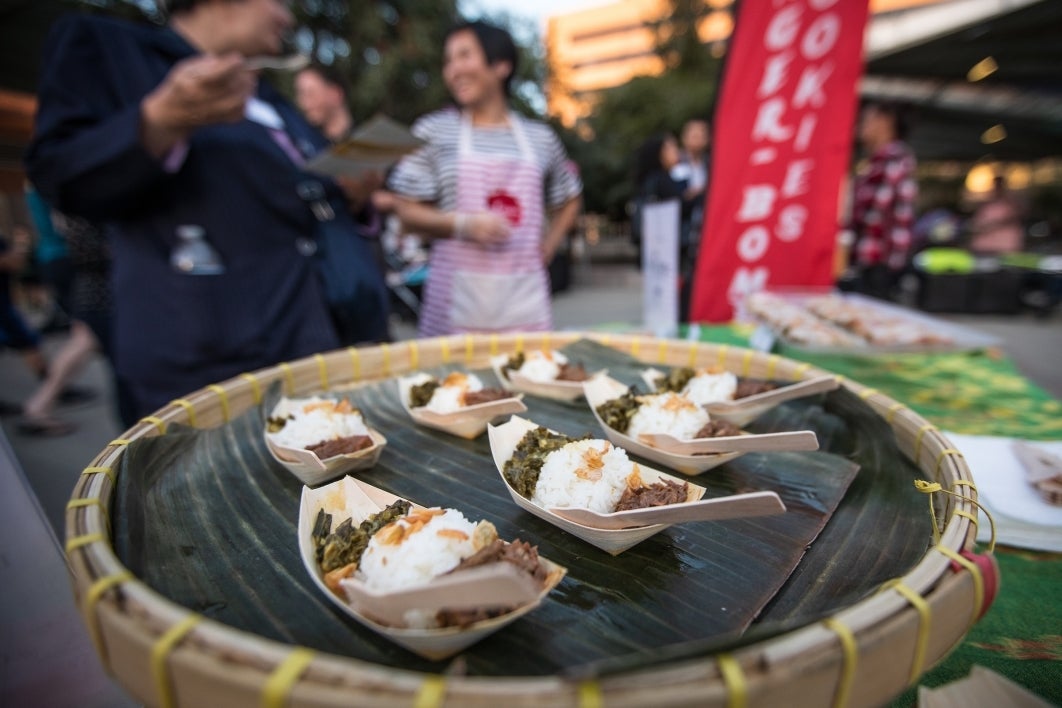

{"left": 687, "top": 324, "right": 1062, "bottom": 705}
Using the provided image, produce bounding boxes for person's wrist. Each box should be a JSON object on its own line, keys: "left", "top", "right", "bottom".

{"left": 453, "top": 212, "right": 469, "bottom": 241}
{"left": 140, "top": 93, "right": 187, "bottom": 158}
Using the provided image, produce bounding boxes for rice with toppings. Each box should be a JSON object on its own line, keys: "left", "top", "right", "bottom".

{"left": 682, "top": 371, "right": 738, "bottom": 406}
{"left": 269, "top": 396, "right": 370, "bottom": 449}
{"left": 627, "top": 392, "right": 710, "bottom": 441}
{"left": 532, "top": 439, "right": 639, "bottom": 513}
{"left": 406, "top": 371, "right": 485, "bottom": 413}
{"left": 518, "top": 350, "right": 569, "bottom": 383}
{"left": 357, "top": 508, "right": 483, "bottom": 593}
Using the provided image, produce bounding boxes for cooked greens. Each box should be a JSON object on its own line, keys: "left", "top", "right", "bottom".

{"left": 314, "top": 500, "right": 412, "bottom": 572}
{"left": 654, "top": 367, "right": 696, "bottom": 393}
{"left": 503, "top": 426, "right": 579, "bottom": 498}
{"left": 595, "top": 388, "right": 641, "bottom": 433}
{"left": 408, "top": 379, "right": 441, "bottom": 408}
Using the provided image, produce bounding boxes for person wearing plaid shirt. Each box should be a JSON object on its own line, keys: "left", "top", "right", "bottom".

{"left": 849, "top": 101, "right": 918, "bottom": 300}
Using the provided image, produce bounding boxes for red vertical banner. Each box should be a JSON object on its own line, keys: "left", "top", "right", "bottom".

{"left": 689, "top": 0, "right": 870, "bottom": 322}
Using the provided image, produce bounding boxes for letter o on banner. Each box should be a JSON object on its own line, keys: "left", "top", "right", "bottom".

{"left": 802, "top": 14, "right": 840, "bottom": 60}
{"left": 738, "top": 225, "right": 770, "bottom": 262}
{"left": 765, "top": 5, "right": 803, "bottom": 51}
{"left": 809, "top": 0, "right": 840, "bottom": 9}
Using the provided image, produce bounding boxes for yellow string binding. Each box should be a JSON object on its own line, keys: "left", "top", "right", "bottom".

{"left": 82, "top": 465, "right": 116, "bottom": 486}
{"left": 717, "top": 653, "right": 747, "bottom": 708}
{"left": 489, "top": 333, "right": 499, "bottom": 357}
{"left": 687, "top": 342, "right": 698, "bottom": 368}
{"left": 260, "top": 647, "right": 315, "bottom": 708}
{"left": 515, "top": 333, "right": 525, "bottom": 354}
{"left": 913, "top": 423, "right": 937, "bottom": 463}
{"left": 414, "top": 675, "right": 448, "bottom": 708}
{"left": 67, "top": 497, "right": 102, "bottom": 511}
{"left": 935, "top": 545, "right": 984, "bottom": 627}
{"left": 464, "top": 335, "right": 474, "bottom": 364}
{"left": 169, "top": 398, "right": 197, "bottom": 427}
{"left": 858, "top": 388, "right": 878, "bottom": 401}
{"left": 207, "top": 385, "right": 231, "bottom": 422}
{"left": 313, "top": 353, "right": 329, "bottom": 391}
{"left": 408, "top": 341, "right": 420, "bottom": 371}
{"left": 348, "top": 347, "right": 363, "bottom": 379}
{"left": 914, "top": 480, "right": 996, "bottom": 553}
{"left": 66, "top": 532, "right": 105, "bottom": 555}
{"left": 151, "top": 614, "right": 202, "bottom": 708}
{"left": 278, "top": 363, "right": 295, "bottom": 396}
{"left": 890, "top": 582, "right": 930, "bottom": 687}
{"left": 934, "top": 448, "right": 963, "bottom": 483}
{"left": 766, "top": 354, "right": 779, "bottom": 380}
{"left": 240, "top": 373, "right": 263, "bottom": 405}
{"left": 83, "top": 570, "right": 134, "bottom": 664}
{"left": 108, "top": 438, "right": 131, "bottom": 447}
{"left": 577, "top": 680, "right": 603, "bottom": 708}
{"left": 140, "top": 416, "right": 167, "bottom": 435}
{"left": 822, "top": 618, "right": 858, "bottom": 708}
{"left": 716, "top": 345, "right": 729, "bottom": 369}
{"left": 439, "top": 338, "right": 451, "bottom": 364}
{"left": 657, "top": 339, "right": 668, "bottom": 364}
{"left": 740, "top": 350, "right": 754, "bottom": 377}
{"left": 630, "top": 337, "right": 641, "bottom": 358}
{"left": 885, "top": 402, "right": 906, "bottom": 425}
{"left": 793, "top": 362, "right": 811, "bottom": 378}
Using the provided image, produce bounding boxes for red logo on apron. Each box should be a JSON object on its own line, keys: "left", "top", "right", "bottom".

{"left": 487, "top": 190, "right": 522, "bottom": 226}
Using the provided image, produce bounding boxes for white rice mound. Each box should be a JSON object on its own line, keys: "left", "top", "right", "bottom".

{"left": 517, "top": 350, "right": 568, "bottom": 383}
{"left": 421, "top": 372, "right": 485, "bottom": 413}
{"left": 357, "top": 508, "right": 478, "bottom": 593}
{"left": 626, "top": 392, "right": 710, "bottom": 441}
{"left": 682, "top": 371, "right": 738, "bottom": 406}
{"left": 269, "top": 397, "right": 370, "bottom": 450}
{"left": 531, "top": 439, "right": 636, "bottom": 513}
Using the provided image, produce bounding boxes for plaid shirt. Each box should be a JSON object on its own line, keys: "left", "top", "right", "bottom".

{"left": 851, "top": 140, "right": 918, "bottom": 270}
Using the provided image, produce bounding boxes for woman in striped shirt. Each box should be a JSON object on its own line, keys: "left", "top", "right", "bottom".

{"left": 388, "top": 21, "right": 582, "bottom": 337}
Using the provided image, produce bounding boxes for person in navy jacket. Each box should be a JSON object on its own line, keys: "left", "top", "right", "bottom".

{"left": 26, "top": 0, "right": 389, "bottom": 422}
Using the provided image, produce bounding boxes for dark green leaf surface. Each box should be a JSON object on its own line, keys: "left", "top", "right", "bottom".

{"left": 113, "top": 340, "right": 928, "bottom": 677}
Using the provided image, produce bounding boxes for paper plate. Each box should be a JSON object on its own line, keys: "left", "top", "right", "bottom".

{"left": 265, "top": 429, "right": 386, "bottom": 487}
{"left": 641, "top": 367, "right": 838, "bottom": 427}
{"left": 490, "top": 354, "right": 603, "bottom": 402}
{"left": 298, "top": 477, "right": 566, "bottom": 660}
{"left": 396, "top": 374, "right": 527, "bottom": 439}
{"left": 585, "top": 376, "right": 744, "bottom": 475}
{"left": 487, "top": 416, "right": 708, "bottom": 555}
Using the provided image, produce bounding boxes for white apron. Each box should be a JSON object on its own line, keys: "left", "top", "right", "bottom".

{"left": 418, "top": 112, "right": 551, "bottom": 337}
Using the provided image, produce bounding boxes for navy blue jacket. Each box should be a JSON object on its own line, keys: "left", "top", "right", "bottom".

{"left": 26, "top": 15, "right": 388, "bottom": 415}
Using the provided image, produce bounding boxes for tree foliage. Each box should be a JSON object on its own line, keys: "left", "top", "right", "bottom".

{"left": 556, "top": 0, "right": 724, "bottom": 218}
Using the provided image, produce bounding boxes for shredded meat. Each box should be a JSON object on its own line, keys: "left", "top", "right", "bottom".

{"left": 556, "top": 362, "right": 590, "bottom": 382}
{"left": 463, "top": 388, "right": 512, "bottom": 406}
{"left": 694, "top": 420, "right": 743, "bottom": 438}
{"left": 306, "top": 434, "right": 373, "bottom": 459}
{"left": 735, "top": 380, "right": 778, "bottom": 399}
{"left": 614, "top": 479, "right": 689, "bottom": 511}
{"left": 437, "top": 539, "right": 546, "bottom": 627}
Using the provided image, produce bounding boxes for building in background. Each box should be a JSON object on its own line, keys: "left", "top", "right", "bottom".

{"left": 545, "top": 0, "right": 947, "bottom": 128}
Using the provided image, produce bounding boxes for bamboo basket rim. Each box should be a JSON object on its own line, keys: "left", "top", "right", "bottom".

{"left": 65, "top": 332, "right": 988, "bottom": 707}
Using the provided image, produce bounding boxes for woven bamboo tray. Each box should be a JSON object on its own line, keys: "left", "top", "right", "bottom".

{"left": 65, "top": 332, "right": 990, "bottom": 707}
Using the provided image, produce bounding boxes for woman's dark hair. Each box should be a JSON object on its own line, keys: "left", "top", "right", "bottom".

{"left": 298, "top": 62, "right": 350, "bottom": 100}
{"left": 863, "top": 100, "right": 912, "bottom": 140}
{"left": 633, "top": 134, "right": 670, "bottom": 190}
{"left": 164, "top": 0, "right": 205, "bottom": 15}
{"left": 445, "top": 21, "right": 518, "bottom": 97}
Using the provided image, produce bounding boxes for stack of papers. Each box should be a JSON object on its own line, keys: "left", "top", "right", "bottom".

{"left": 943, "top": 432, "right": 1062, "bottom": 552}
{"left": 305, "top": 114, "right": 423, "bottom": 178}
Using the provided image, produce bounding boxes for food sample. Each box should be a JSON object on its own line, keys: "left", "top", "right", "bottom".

{"left": 313, "top": 502, "right": 549, "bottom": 629}
{"left": 268, "top": 396, "right": 374, "bottom": 457}
{"left": 503, "top": 426, "right": 689, "bottom": 514}
{"left": 504, "top": 350, "right": 589, "bottom": 383}
{"left": 745, "top": 292, "right": 953, "bottom": 348}
{"left": 405, "top": 371, "right": 511, "bottom": 412}
{"left": 654, "top": 366, "right": 779, "bottom": 405}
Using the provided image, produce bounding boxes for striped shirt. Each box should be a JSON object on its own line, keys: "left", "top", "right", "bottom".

{"left": 387, "top": 107, "right": 582, "bottom": 213}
